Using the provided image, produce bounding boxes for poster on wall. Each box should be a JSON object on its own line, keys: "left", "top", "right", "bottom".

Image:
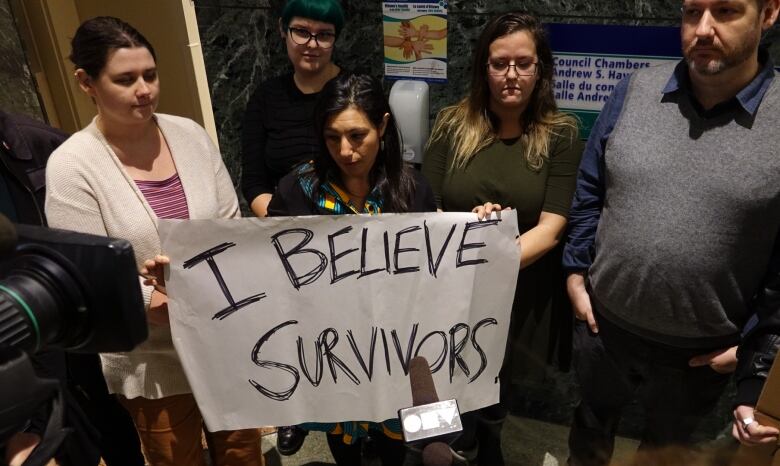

{"left": 382, "top": 0, "right": 448, "bottom": 83}
{"left": 548, "top": 23, "right": 681, "bottom": 138}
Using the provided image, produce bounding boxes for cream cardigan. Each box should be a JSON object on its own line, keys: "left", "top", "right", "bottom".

{"left": 46, "top": 114, "right": 240, "bottom": 399}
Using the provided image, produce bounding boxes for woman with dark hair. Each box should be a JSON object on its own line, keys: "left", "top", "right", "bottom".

{"left": 45, "top": 16, "right": 264, "bottom": 466}
{"left": 268, "top": 73, "right": 435, "bottom": 465}
{"left": 241, "top": 0, "right": 346, "bottom": 218}
{"left": 422, "top": 11, "right": 583, "bottom": 464}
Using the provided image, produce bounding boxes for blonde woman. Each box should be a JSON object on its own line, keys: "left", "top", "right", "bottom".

{"left": 422, "top": 12, "right": 582, "bottom": 465}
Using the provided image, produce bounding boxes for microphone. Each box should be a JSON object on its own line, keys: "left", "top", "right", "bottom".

{"left": 410, "top": 354, "right": 439, "bottom": 406}
{"left": 400, "top": 356, "right": 465, "bottom": 465}
{"left": 422, "top": 441, "right": 454, "bottom": 466}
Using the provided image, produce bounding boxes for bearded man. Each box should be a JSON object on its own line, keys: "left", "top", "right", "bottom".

{"left": 562, "top": 1, "right": 780, "bottom": 464}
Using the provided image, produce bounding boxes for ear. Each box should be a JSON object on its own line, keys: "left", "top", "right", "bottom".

{"left": 74, "top": 69, "right": 95, "bottom": 96}
{"left": 760, "top": 0, "right": 780, "bottom": 30}
{"left": 378, "top": 113, "right": 390, "bottom": 137}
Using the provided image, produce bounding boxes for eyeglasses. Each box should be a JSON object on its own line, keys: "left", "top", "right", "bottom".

{"left": 486, "top": 61, "right": 538, "bottom": 76}
{"left": 288, "top": 27, "right": 337, "bottom": 49}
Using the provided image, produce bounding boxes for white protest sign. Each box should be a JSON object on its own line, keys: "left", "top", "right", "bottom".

{"left": 159, "top": 211, "right": 519, "bottom": 432}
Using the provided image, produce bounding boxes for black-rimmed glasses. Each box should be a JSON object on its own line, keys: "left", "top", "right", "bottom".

{"left": 288, "top": 27, "right": 337, "bottom": 49}
{"left": 486, "top": 61, "right": 539, "bottom": 76}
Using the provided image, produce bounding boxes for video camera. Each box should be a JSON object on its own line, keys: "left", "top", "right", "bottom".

{"left": 0, "top": 214, "right": 147, "bottom": 459}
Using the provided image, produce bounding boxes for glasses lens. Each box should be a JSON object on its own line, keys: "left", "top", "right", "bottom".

{"left": 487, "top": 62, "right": 537, "bottom": 76}
{"left": 316, "top": 32, "right": 336, "bottom": 48}
{"left": 517, "top": 63, "right": 536, "bottom": 75}
{"left": 290, "top": 28, "right": 312, "bottom": 45}
{"left": 487, "top": 62, "right": 508, "bottom": 75}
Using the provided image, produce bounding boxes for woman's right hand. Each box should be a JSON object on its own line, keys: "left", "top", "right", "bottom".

{"left": 147, "top": 289, "right": 169, "bottom": 326}
{"left": 142, "top": 254, "right": 170, "bottom": 294}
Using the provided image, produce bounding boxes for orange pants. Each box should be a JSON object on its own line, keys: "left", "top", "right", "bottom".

{"left": 120, "top": 394, "right": 264, "bottom": 466}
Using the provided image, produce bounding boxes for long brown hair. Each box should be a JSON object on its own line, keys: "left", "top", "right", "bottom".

{"left": 428, "top": 12, "right": 576, "bottom": 171}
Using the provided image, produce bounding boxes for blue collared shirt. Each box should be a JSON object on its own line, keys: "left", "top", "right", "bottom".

{"left": 562, "top": 52, "right": 777, "bottom": 271}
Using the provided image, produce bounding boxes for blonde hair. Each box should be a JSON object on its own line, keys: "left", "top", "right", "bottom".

{"left": 429, "top": 100, "right": 576, "bottom": 171}
{"left": 428, "top": 12, "right": 577, "bottom": 171}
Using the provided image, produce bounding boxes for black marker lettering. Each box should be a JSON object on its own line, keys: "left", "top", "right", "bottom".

{"left": 320, "top": 328, "right": 360, "bottom": 385}
{"left": 381, "top": 328, "right": 392, "bottom": 375}
{"left": 297, "top": 336, "right": 324, "bottom": 387}
{"left": 183, "top": 242, "right": 266, "bottom": 320}
{"left": 359, "top": 228, "right": 386, "bottom": 278}
{"left": 448, "top": 323, "right": 471, "bottom": 383}
{"left": 249, "top": 320, "right": 299, "bottom": 401}
{"left": 424, "top": 221, "right": 457, "bottom": 278}
{"left": 469, "top": 318, "right": 497, "bottom": 383}
{"left": 383, "top": 231, "right": 391, "bottom": 273}
{"left": 391, "top": 323, "right": 419, "bottom": 375}
{"left": 346, "top": 327, "right": 378, "bottom": 381}
{"left": 393, "top": 226, "right": 421, "bottom": 274}
{"left": 328, "top": 226, "right": 359, "bottom": 284}
{"left": 414, "top": 331, "right": 448, "bottom": 373}
{"left": 456, "top": 220, "right": 501, "bottom": 268}
{"left": 271, "top": 229, "right": 327, "bottom": 289}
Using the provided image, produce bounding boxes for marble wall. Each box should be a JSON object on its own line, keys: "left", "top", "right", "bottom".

{"left": 195, "top": 0, "right": 773, "bottom": 440}
{"left": 196, "top": 0, "right": 779, "bottom": 187}
{"left": 0, "top": 0, "right": 44, "bottom": 120}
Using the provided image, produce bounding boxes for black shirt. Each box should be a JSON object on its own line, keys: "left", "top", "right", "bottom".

{"left": 240, "top": 73, "right": 322, "bottom": 204}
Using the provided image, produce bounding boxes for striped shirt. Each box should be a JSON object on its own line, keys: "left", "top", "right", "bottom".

{"left": 135, "top": 173, "right": 189, "bottom": 219}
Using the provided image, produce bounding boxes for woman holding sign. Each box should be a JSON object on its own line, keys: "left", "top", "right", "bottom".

{"left": 267, "top": 72, "right": 436, "bottom": 465}
{"left": 45, "top": 16, "right": 264, "bottom": 466}
{"left": 422, "top": 12, "right": 583, "bottom": 465}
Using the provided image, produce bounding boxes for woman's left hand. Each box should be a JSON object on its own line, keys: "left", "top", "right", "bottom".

{"left": 141, "top": 254, "right": 170, "bottom": 294}
{"left": 472, "top": 202, "right": 509, "bottom": 220}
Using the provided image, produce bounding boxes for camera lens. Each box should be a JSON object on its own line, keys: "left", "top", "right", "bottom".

{"left": 0, "top": 248, "right": 87, "bottom": 352}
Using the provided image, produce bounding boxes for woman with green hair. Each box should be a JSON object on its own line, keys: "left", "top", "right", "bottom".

{"left": 240, "top": 0, "right": 345, "bottom": 456}
{"left": 241, "top": 0, "right": 345, "bottom": 218}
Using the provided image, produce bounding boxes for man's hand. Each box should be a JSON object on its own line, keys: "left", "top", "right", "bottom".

{"left": 567, "top": 272, "right": 598, "bottom": 333}
{"left": 732, "top": 405, "right": 780, "bottom": 445}
{"left": 688, "top": 346, "right": 738, "bottom": 374}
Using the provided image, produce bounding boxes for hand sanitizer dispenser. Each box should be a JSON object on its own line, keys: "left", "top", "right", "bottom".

{"left": 389, "top": 80, "right": 429, "bottom": 164}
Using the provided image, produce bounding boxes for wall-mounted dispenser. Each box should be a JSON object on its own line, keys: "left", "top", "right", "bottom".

{"left": 388, "top": 80, "right": 429, "bottom": 164}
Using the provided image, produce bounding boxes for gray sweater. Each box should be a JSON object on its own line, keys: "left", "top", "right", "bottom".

{"left": 589, "top": 62, "right": 780, "bottom": 348}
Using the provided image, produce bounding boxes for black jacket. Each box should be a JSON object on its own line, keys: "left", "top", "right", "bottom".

{"left": 0, "top": 111, "right": 101, "bottom": 465}
{"left": 735, "top": 235, "right": 780, "bottom": 407}
{"left": 0, "top": 110, "right": 67, "bottom": 226}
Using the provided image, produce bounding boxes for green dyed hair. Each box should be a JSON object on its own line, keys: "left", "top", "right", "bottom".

{"left": 281, "top": 0, "right": 346, "bottom": 35}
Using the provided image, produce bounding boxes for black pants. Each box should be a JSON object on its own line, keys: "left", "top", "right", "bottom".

{"left": 568, "top": 316, "right": 731, "bottom": 466}
{"left": 326, "top": 432, "right": 406, "bottom": 466}
{"left": 67, "top": 354, "right": 144, "bottom": 466}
